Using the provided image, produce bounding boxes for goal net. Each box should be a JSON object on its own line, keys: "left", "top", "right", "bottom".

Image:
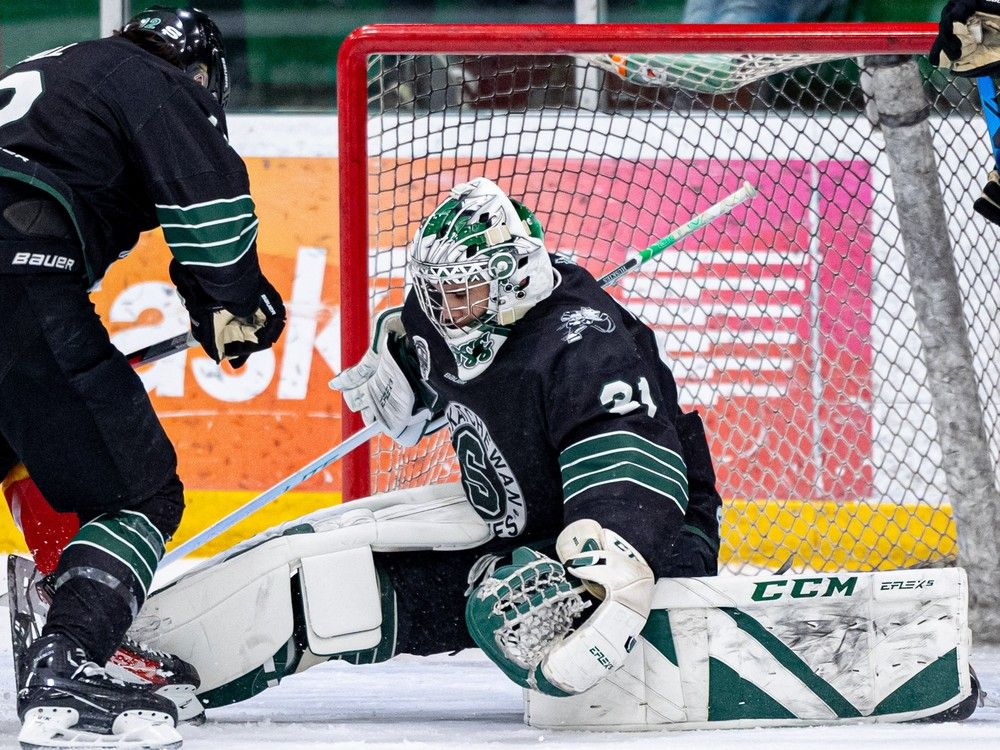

{"left": 337, "top": 24, "right": 1000, "bottom": 631}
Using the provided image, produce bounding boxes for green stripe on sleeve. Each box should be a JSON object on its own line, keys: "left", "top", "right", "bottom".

{"left": 155, "top": 195, "right": 255, "bottom": 225}
{"left": 156, "top": 195, "right": 258, "bottom": 266}
{"left": 559, "top": 431, "right": 689, "bottom": 511}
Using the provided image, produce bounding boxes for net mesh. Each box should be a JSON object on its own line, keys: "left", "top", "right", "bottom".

{"left": 358, "top": 48, "right": 1000, "bottom": 574}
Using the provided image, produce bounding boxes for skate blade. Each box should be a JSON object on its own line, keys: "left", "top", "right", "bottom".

{"left": 154, "top": 685, "right": 205, "bottom": 725}
{"left": 19, "top": 706, "right": 182, "bottom": 750}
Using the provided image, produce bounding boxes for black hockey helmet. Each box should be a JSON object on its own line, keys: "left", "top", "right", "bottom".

{"left": 120, "top": 6, "right": 230, "bottom": 108}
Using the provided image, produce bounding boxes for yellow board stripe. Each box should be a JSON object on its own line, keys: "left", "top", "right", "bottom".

{"left": 720, "top": 498, "right": 958, "bottom": 572}
{"left": 0, "top": 490, "right": 957, "bottom": 571}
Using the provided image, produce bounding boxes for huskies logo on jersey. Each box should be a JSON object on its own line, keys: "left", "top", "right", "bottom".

{"left": 446, "top": 401, "right": 526, "bottom": 537}
{"left": 558, "top": 307, "right": 615, "bottom": 343}
{"left": 413, "top": 335, "right": 432, "bottom": 380}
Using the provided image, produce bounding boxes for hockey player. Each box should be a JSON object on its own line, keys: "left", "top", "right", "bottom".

{"left": 931, "top": 0, "right": 1000, "bottom": 223}
{"left": 0, "top": 5, "right": 285, "bottom": 748}
{"left": 114, "top": 177, "right": 722, "bottom": 710}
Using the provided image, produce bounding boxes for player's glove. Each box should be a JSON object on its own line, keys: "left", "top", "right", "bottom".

{"left": 169, "top": 260, "right": 286, "bottom": 368}
{"left": 930, "top": 1, "right": 1000, "bottom": 73}
{"left": 329, "top": 307, "right": 434, "bottom": 447}
{"left": 974, "top": 170, "right": 1000, "bottom": 225}
{"left": 466, "top": 520, "right": 654, "bottom": 696}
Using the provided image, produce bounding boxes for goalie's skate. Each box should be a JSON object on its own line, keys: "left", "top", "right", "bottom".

{"left": 17, "top": 634, "right": 182, "bottom": 750}
{"left": 7, "top": 555, "right": 204, "bottom": 724}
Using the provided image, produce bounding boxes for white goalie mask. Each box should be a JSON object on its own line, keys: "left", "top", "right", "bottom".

{"left": 409, "top": 178, "right": 556, "bottom": 380}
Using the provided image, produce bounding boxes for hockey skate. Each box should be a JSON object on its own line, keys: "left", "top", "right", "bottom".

{"left": 7, "top": 554, "right": 204, "bottom": 724}
{"left": 17, "top": 633, "right": 182, "bottom": 750}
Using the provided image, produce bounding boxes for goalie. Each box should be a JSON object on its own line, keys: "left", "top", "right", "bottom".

{"left": 331, "top": 176, "right": 723, "bottom": 695}
{"left": 47, "top": 179, "right": 976, "bottom": 734}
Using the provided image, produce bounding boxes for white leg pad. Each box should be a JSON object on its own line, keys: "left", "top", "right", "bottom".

{"left": 526, "top": 567, "right": 972, "bottom": 730}
{"left": 129, "top": 483, "right": 490, "bottom": 692}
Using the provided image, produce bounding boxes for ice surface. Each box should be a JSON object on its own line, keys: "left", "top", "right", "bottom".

{"left": 2, "top": 587, "right": 1000, "bottom": 750}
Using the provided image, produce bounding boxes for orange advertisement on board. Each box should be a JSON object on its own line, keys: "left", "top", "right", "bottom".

{"left": 98, "top": 157, "right": 344, "bottom": 494}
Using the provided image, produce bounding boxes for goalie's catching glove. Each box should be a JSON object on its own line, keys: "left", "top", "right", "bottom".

{"left": 930, "top": 1, "right": 1000, "bottom": 73}
{"left": 329, "top": 307, "right": 434, "bottom": 447}
{"left": 169, "top": 260, "right": 286, "bottom": 368}
{"left": 466, "top": 519, "right": 654, "bottom": 696}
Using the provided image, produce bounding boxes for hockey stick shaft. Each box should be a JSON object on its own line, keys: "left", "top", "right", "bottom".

{"left": 161, "top": 415, "right": 447, "bottom": 565}
{"left": 977, "top": 76, "right": 1000, "bottom": 168}
{"left": 597, "top": 181, "right": 757, "bottom": 287}
{"left": 162, "top": 181, "right": 756, "bottom": 564}
{"left": 125, "top": 332, "right": 197, "bottom": 368}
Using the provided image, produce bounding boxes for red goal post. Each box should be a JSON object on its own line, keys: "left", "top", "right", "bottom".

{"left": 336, "top": 23, "right": 1000, "bottom": 636}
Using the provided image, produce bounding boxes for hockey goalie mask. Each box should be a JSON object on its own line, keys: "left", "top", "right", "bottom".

{"left": 121, "top": 6, "right": 230, "bottom": 108}
{"left": 409, "top": 178, "right": 556, "bottom": 380}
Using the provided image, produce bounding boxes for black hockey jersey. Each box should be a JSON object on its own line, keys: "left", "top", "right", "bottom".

{"left": 401, "top": 257, "right": 722, "bottom": 576}
{"left": 0, "top": 37, "right": 260, "bottom": 307}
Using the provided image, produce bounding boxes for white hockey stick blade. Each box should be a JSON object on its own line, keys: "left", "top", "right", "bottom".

{"left": 19, "top": 706, "right": 181, "bottom": 750}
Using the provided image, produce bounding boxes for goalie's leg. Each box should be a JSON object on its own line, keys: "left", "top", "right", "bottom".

{"left": 129, "top": 484, "right": 495, "bottom": 709}
{"left": 195, "top": 545, "right": 489, "bottom": 708}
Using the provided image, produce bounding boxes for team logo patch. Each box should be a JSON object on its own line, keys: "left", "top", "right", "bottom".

{"left": 413, "top": 335, "right": 432, "bottom": 380}
{"left": 558, "top": 307, "right": 615, "bottom": 343}
{"left": 446, "top": 402, "right": 526, "bottom": 537}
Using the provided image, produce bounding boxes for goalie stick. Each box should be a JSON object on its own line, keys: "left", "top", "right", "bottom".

{"left": 160, "top": 181, "right": 758, "bottom": 567}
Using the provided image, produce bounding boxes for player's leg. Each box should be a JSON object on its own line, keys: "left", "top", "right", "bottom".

{"left": 0, "top": 272, "right": 189, "bottom": 745}
{"left": 2, "top": 465, "right": 201, "bottom": 722}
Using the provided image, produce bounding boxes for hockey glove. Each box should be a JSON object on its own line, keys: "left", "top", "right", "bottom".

{"left": 329, "top": 307, "right": 433, "bottom": 447}
{"left": 169, "top": 260, "right": 286, "bottom": 368}
{"left": 930, "top": 1, "right": 1000, "bottom": 74}
{"left": 465, "top": 547, "right": 590, "bottom": 696}
{"left": 543, "top": 519, "right": 654, "bottom": 694}
{"left": 974, "top": 170, "right": 1000, "bottom": 225}
{"left": 466, "top": 521, "right": 654, "bottom": 696}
